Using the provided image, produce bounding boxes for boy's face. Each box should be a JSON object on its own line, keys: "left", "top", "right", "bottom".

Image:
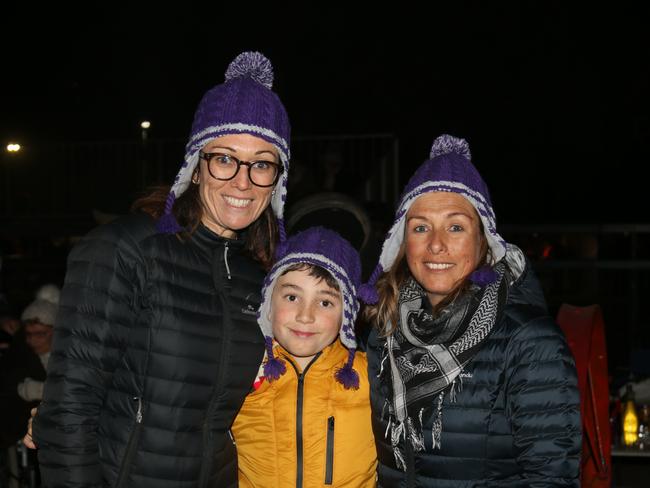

{"left": 271, "top": 269, "right": 342, "bottom": 367}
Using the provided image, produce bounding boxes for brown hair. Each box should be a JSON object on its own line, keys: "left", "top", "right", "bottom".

{"left": 131, "top": 183, "right": 278, "bottom": 270}
{"left": 363, "top": 222, "right": 489, "bottom": 337}
{"left": 280, "top": 263, "right": 340, "bottom": 292}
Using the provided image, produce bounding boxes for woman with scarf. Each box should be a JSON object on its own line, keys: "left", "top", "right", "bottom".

{"left": 360, "top": 135, "right": 581, "bottom": 487}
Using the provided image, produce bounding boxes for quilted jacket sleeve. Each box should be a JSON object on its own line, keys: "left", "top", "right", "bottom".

{"left": 505, "top": 314, "right": 581, "bottom": 488}
{"left": 33, "top": 219, "right": 145, "bottom": 488}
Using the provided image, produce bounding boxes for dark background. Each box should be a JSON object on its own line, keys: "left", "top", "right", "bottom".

{"left": 1, "top": 4, "right": 649, "bottom": 373}
{"left": 2, "top": 3, "right": 648, "bottom": 223}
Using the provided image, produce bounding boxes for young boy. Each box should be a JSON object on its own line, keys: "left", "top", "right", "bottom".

{"left": 231, "top": 227, "right": 377, "bottom": 487}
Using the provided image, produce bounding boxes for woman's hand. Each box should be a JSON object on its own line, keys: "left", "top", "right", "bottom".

{"left": 23, "top": 407, "right": 38, "bottom": 449}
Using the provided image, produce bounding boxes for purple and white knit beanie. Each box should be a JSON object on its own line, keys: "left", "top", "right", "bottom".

{"left": 157, "top": 51, "right": 291, "bottom": 240}
{"left": 258, "top": 226, "right": 366, "bottom": 389}
{"left": 359, "top": 134, "right": 507, "bottom": 304}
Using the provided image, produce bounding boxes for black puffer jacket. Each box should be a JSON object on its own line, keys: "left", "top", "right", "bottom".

{"left": 367, "top": 264, "right": 581, "bottom": 488}
{"left": 33, "top": 213, "right": 266, "bottom": 488}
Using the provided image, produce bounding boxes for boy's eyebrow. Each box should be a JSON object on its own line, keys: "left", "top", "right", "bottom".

{"left": 280, "top": 283, "right": 302, "bottom": 291}
{"left": 279, "top": 283, "right": 340, "bottom": 299}
{"left": 317, "top": 289, "right": 340, "bottom": 299}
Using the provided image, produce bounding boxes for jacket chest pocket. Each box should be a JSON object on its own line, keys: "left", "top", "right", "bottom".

{"left": 325, "top": 416, "right": 335, "bottom": 485}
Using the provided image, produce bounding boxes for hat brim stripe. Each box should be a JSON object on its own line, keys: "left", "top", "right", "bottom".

{"left": 399, "top": 181, "right": 496, "bottom": 221}
{"left": 187, "top": 123, "right": 290, "bottom": 160}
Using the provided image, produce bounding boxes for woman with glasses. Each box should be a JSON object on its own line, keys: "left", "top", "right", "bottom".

{"left": 30, "top": 52, "right": 291, "bottom": 488}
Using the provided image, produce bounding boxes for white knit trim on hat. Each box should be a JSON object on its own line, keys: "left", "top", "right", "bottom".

{"left": 258, "top": 253, "right": 359, "bottom": 350}
{"left": 188, "top": 123, "right": 290, "bottom": 159}
{"left": 170, "top": 123, "right": 290, "bottom": 219}
{"left": 379, "top": 181, "right": 507, "bottom": 273}
{"left": 400, "top": 180, "right": 497, "bottom": 221}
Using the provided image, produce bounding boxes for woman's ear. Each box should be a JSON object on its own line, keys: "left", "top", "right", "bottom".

{"left": 191, "top": 167, "right": 200, "bottom": 184}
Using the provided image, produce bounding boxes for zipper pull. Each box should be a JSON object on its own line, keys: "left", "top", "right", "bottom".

{"left": 224, "top": 242, "right": 232, "bottom": 280}
{"left": 133, "top": 396, "right": 143, "bottom": 423}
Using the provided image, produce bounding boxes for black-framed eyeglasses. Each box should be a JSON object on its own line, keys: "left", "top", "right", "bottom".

{"left": 199, "top": 152, "right": 283, "bottom": 188}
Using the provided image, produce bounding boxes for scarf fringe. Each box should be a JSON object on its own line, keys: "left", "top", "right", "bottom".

{"left": 385, "top": 414, "right": 392, "bottom": 439}
{"left": 378, "top": 351, "right": 388, "bottom": 378}
{"left": 394, "top": 445, "right": 407, "bottom": 471}
{"left": 390, "top": 419, "right": 407, "bottom": 471}
{"left": 449, "top": 376, "right": 463, "bottom": 402}
{"left": 431, "top": 391, "right": 445, "bottom": 450}
{"left": 407, "top": 416, "right": 425, "bottom": 452}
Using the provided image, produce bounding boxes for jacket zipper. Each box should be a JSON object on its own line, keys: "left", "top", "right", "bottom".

{"left": 115, "top": 278, "right": 152, "bottom": 488}
{"left": 198, "top": 244, "right": 233, "bottom": 487}
{"left": 115, "top": 397, "right": 144, "bottom": 488}
{"left": 325, "top": 416, "right": 335, "bottom": 484}
{"left": 288, "top": 354, "right": 321, "bottom": 488}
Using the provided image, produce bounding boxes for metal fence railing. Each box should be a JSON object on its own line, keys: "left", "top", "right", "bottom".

{"left": 0, "top": 134, "right": 400, "bottom": 218}
{"left": 0, "top": 139, "right": 185, "bottom": 217}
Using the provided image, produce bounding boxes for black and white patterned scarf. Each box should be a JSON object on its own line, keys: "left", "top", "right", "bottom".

{"left": 380, "top": 260, "right": 508, "bottom": 470}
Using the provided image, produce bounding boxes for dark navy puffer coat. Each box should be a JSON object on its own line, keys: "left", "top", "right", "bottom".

{"left": 33, "top": 213, "right": 266, "bottom": 488}
{"left": 367, "top": 265, "right": 581, "bottom": 488}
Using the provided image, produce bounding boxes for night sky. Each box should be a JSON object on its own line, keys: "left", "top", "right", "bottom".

{"left": 2, "top": 4, "right": 648, "bottom": 224}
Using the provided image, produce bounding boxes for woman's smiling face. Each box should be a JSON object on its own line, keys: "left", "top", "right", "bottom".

{"left": 405, "top": 192, "right": 484, "bottom": 307}
{"left": 197, "top": 133, "right": 278, "bottom": 238}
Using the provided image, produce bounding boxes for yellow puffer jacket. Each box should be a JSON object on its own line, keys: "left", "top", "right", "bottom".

{"left": 232, "top": 340, "right": 377, "bottom": 487}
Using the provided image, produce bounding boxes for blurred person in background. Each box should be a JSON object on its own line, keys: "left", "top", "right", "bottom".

{"left": 0, "top": 316, "right": 20, "bottom": 357}
{"left": 1, "top": 290, "right": 57, "bottom": 448}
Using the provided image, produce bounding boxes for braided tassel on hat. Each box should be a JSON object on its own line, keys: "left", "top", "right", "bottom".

{"left": 156, "top": 192, "right": 184, "bottom": 234}
{"left": 335, "top": 348, "right": 360, "bottom": 390}
{"left": 262, "top": 337, "right": 286, "bottom": 381}
{"left": 358, "top": 264, "right": 382, "bottom": 305}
